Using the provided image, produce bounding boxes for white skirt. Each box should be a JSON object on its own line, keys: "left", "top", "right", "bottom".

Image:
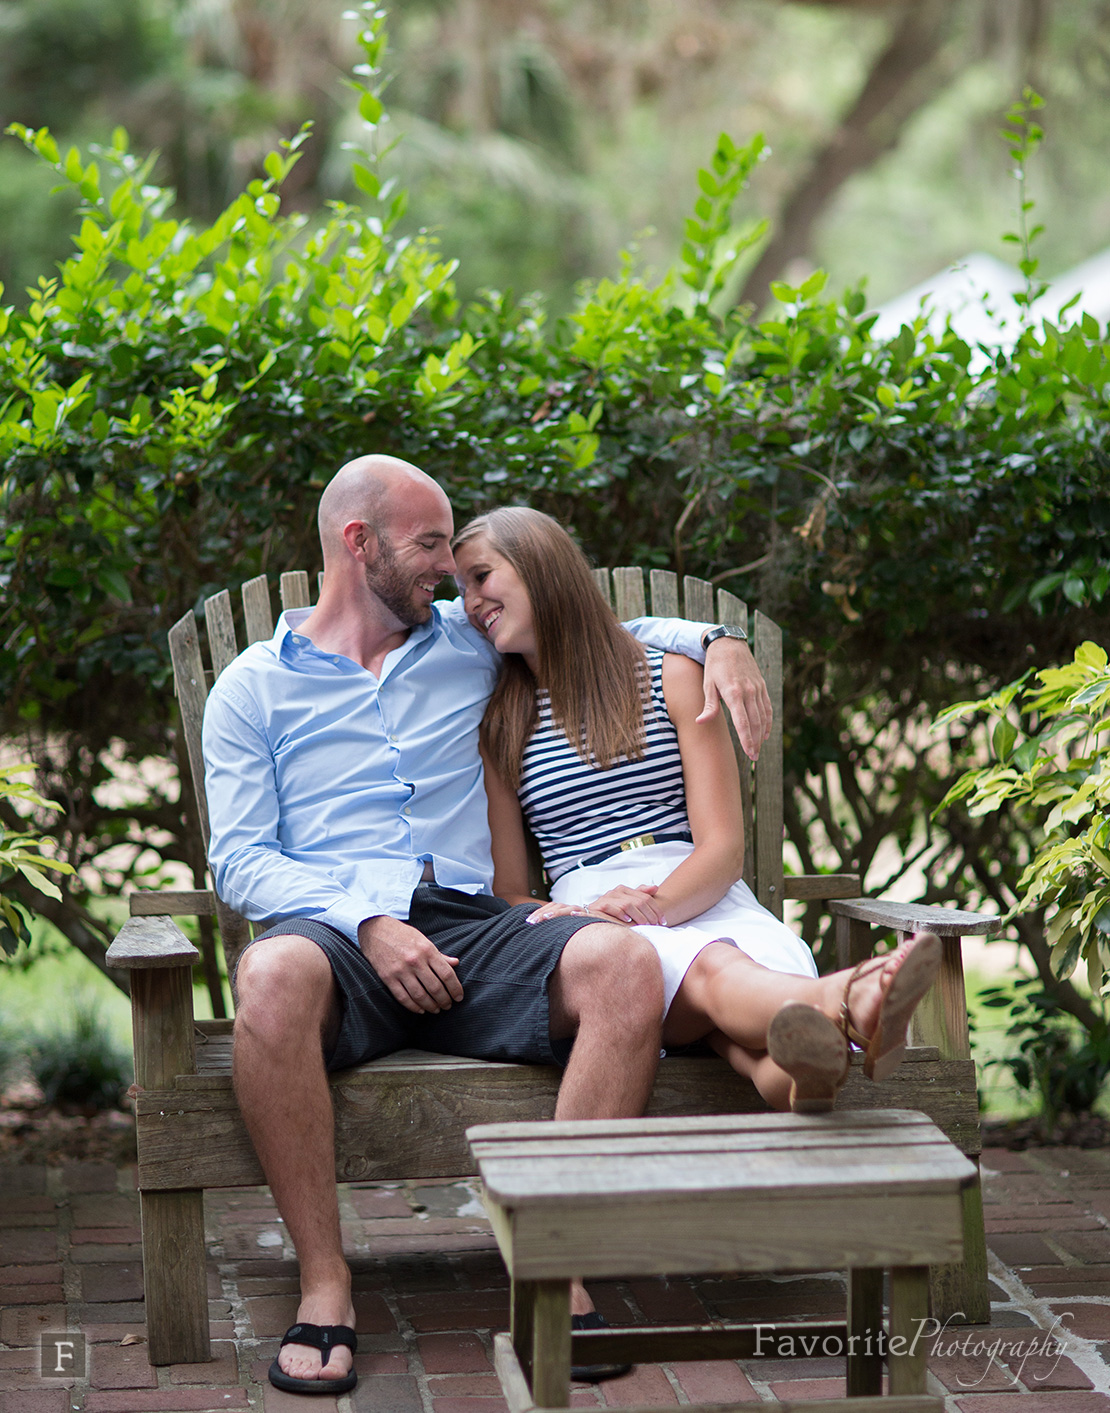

{"left": 550, "top": 840, "right": 818, "bottom": 1017}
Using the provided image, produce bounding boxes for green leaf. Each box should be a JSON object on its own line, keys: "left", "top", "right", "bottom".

{"left": 993, "top": 718, "right": 1018, "bottom": 763}
{"left": 1075, "top": 642, "right": 1108, "bottom": 670}
{"left": 17, "top": 863, "right": 62, "bottom": 901}
{"left": 1012, "top": 739, "right": 1039, "bottom": 773}
{"left": 1029, "top": 572, "right": 1065, "bottom": 604}
{"left": 352, "top": 163, "right": 380, "bottom": 197}
{"left": 96, "top": 567, "right": 132, "bottom": 602}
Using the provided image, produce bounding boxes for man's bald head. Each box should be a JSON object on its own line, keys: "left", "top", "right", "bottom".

{"left": 317, "top": 455, "right": 446, "bottom": 563}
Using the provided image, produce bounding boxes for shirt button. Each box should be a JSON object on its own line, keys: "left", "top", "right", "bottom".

{"left": 404, "top": 807, "right": 412, "bottom": 816}
{"left": 389, "top": 734, "right": 399, "bottom": 744}
{"left": 332, "top": 657, "right": 340, "bottom": 664}
{"left": 292, "top": 635, "right": 303, "bottom": 644}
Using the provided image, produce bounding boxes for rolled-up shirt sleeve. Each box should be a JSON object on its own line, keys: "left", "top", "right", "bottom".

{"left": 202, "top": 683, "right": 382, "bottom": 943}
{"left": 624, "top": 616, "right": 708, "bottom": 662}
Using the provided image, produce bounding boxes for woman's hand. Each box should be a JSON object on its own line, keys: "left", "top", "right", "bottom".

{"left": 526, "top": 886, "right": 664, "bottom": 927}
{"left": 586, "top": 884, "right": 665, "bottom": 927}
{"left": 526, "top": 901, "right": 598, "bottom": 924}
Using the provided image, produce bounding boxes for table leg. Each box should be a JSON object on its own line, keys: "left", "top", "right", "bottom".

{"left": 511, "top": 1279, "right": 536, "bottom": 1380}
{"left": 846, "top": 1267, "right": 884, "bottom": 1396}
{"left": 530, "top": 1280, "right": 572, "bottom": 1408}
{"left": 888, "top": 1265, "right": 930, "bottom": 1396}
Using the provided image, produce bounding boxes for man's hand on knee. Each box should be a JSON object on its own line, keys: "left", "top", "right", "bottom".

{"left": 358, "top": 915, "right": 463, "bottom": 1013}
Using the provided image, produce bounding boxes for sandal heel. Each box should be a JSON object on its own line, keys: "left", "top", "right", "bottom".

{"left": 767, "top": 1002, "right": 849, "bottom": 1114}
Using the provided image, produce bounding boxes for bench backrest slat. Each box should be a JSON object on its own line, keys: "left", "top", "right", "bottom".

{"left": 242, "top": 574, "right": 274, "bottom": 645}
{"left": 169, "top": 610, "right": 212, "bottom": 851}
{"left": 612, "top": 567, "right": 645, "bottom": 620}
{"left": 650, "top": 570, "right": 679, "bottom": 617}
{"left": 204, "top": 590, "right": 239, "bottom": 680}
{"left": 280, "top": 570, "right": 312, "bottom": 613}
{"left": 752, "top": 609, "right": 784, "bottom": 915}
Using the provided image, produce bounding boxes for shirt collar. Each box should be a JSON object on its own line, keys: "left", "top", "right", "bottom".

{"left": 270, "top": 607, "right": 439, "bottom": 667}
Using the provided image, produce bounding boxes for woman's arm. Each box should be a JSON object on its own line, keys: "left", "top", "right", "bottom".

{"left": 482, "top": 747, "right": 540, "bottom": 907}
{"left": 590, "top": 653, "right": 744, "bottom": 927}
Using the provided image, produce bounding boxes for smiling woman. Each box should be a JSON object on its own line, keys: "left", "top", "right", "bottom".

{"left": 454, "top": 542, "right": 537, "bottom": 663}
{"left": 452, "top": 507, "right": 944, "bottom": 1115}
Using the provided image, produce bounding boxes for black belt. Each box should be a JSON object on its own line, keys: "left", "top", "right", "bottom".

{"left": 568, "top": 831, "right": 693, "bottom": 873}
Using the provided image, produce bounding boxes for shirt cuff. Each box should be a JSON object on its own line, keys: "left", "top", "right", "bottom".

{"left": 319, "top": 900, "right": 384, "bottom": 945}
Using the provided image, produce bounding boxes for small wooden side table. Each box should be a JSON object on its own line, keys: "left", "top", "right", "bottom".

{"left": 468, "top": 1109, "right": 977, "bottom": 1413}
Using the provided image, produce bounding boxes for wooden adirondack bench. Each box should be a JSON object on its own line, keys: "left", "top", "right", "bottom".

{"left": 105, "top": 566, "right": 998, "bottom": 1367}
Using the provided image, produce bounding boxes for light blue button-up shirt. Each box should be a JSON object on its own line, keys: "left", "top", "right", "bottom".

{"left": 202, "top": 597, "right": 707, "bottom": 943}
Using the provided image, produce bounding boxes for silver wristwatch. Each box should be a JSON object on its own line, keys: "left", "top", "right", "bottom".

{"left": 701, "top": 623, "right": 748, "bottom": 650}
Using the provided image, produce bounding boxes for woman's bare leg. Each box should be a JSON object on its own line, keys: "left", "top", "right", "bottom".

{"left": 664, "top": 938, "right": 933, "bottom": 1082}
{"left": 670, "top": 942, "right": 910, "bottom": 1045}
{"left": 705, "top": 1029, "right": 793, "bottom": 1110}
{"left": 664, "top": 943, "right": 825, "bottom": 1048}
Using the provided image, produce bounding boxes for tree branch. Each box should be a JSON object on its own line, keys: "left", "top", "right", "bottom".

{"left": 738, "top": 0, "right": 963, "bottom": 311}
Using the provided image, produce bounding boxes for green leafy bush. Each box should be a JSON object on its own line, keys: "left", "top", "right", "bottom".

{"left": 0, "top": 763, "right": 75, "bottom": 956}
{"left": 979, "top": 977, "right": 1110, "bottom": 1130}
{"left": 937, "top": 642, "right": 1110, "bottom": 989}
{"left": 29, "top": 1002, "right": 132, "bottom": 1112}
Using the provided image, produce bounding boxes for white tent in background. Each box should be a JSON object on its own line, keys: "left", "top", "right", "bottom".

{"left": 869, "top": 247, "right": 1110, "bottom": 349}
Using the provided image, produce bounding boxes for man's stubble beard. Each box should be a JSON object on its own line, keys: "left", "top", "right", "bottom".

{"left": 364, "top": 534, "right": 434, "bottom": 627}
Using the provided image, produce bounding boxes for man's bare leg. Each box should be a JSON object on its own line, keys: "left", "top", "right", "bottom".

{"left": 233, "top": 935, "right": 355, "bottom": 1386}
{"left": 548, "top": 922, "right": 663, "bottom": 1314}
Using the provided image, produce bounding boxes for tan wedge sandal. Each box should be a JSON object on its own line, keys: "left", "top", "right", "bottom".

{"left": 767, "top": 1001, "right": 850, "bottom": 1113}
{"left": 839, "top": 932, "right": 942, "bottom": 1082}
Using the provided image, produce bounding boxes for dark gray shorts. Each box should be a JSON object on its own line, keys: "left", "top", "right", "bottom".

{"left": 246, "top": 885, "right": 595, "bottom": 1072}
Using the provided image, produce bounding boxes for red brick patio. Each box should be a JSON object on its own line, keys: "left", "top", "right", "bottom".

{"left": 3, "top": 1145, "right": 1110, "bottom": 1410}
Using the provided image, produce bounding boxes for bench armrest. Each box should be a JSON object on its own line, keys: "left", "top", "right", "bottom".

{"left": 830, "top": 897, "right": 999, "bottom": 1063}
{"left": 130, "top": 889, "right": 217, "bottom": 917}
{"left": 829, "top": 898, "right": 1000, "bottom": 937}
{"left": 106, "top": 915, "right": 200, "bottom": 970}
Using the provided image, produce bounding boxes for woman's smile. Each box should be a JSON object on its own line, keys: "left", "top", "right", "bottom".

{"left": 454, "top": 537, "right": 537, "bottom": 665}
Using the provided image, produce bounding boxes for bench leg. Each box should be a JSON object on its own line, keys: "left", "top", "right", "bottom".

{"left": 141, "top": 1190, "right": 211, "bottom": 1365}
{"left": 888, "top": 1266, "right": 930, "bottom": 1397}
{"left": 930, "top": 1163, "right": 990, "bottom": 1325}
{"left": 846, "top": 1267, "right": 884, "bottom": 1396}
{"left": 531, "top": 1281, "right": 571, "bottom": 1409}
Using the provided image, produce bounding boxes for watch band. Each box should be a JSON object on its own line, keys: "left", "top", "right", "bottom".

{"left": 701, "top": 623, "right": 748, "bottom": 650}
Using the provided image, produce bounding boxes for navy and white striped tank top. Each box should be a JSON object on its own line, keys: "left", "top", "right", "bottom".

{"left": 517, "top": 650, "right": 691, "bottom": 880}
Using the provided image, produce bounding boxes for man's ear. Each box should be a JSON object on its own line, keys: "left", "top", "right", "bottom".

{"left": 342, "top": 519, "right": 377, "bottom": 561}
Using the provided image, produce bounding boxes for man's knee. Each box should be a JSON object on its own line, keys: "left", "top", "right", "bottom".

{"left": 558, "top": 923, "right": 663, "bottom": 1020}
{"left": 236, "top": 934, "right": 336, "bottom": 1034}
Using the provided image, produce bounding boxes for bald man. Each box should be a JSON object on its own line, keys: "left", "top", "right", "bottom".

{"left": 202, "top": 455, "right": 772, "bottom": 1395}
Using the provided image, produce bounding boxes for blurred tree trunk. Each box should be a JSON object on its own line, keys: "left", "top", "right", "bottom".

{"left": 737, "top": 0, "right": 964, "bottom": 312}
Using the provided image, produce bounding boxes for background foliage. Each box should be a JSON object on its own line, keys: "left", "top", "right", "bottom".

{"left": 3, "top": 1, "right": 1110, "bottom": 312}
{"left": 1, "top": 9, "right": 1108, "bottom": 1080}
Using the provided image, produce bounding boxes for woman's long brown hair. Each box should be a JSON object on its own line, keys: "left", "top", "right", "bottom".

{"left": 453, "top": 508, "right": 651, "bottom": 787}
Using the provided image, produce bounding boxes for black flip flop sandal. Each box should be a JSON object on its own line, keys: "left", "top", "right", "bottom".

{"left": 268, "top": 1321, "right": 358, "bottom": 1395}
{"left": 571, "top": 1311, "right": 632, "bottom": 1383}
